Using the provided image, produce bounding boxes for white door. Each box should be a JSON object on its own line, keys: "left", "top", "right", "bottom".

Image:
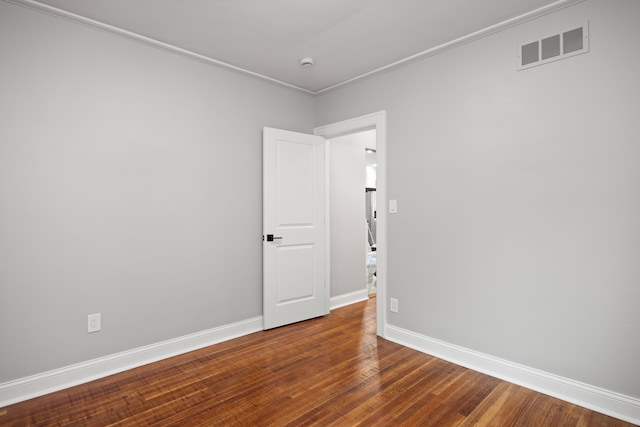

{"left": 263, "top": 127, "right": 327, "bottom": 330}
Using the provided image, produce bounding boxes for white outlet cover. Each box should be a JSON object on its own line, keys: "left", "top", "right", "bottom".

{"left": 88, "top": 313, "right": 101, "bottom": 333}
{"left": 390, "top": 298, "right": 399, "bottom": 313}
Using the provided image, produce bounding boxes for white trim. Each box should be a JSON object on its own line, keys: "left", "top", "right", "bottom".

{"left": 324, "top": 140, "right": 332, "bottom": 315}
{"left": 314, "top": 111, "right": 387, "bottom": 338}
{"left": 386, "top": 325, "right": 640, "bottom": 425}
{"left": 3, "top": 0, "right": 313, "bottom": 94}
{"left": 0, "top": 316, "right": 263, "bottom": 408}
{"left": 4, "top": 0, "right": 585, "bottom": 95}
{"left": 330, "top": 289, "right": 369, "bottom": 310}
{"left": 315, "top": 0, "right": 586, "bottom": 93}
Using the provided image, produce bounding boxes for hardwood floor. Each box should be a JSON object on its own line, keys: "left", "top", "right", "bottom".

{"left": 1, "top": 297, "right": 635, "bottom": 426}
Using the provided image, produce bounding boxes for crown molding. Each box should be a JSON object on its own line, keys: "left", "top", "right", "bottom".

{"left": 4, "top": 0, "right": 586, "bottom": 92}
{"left": 315, "top": 0, "right": 587, "bottom": 93}
{"left": 3, "top": 0, "right": 315, "bottom": 94}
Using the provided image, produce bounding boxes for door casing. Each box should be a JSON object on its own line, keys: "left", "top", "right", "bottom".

{"left": 314, "top": 111, "right": 387, "bottom": 338}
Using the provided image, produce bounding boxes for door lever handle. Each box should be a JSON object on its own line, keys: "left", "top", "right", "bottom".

{"left": 266, "top": 234, "right": 283, "bottom": 242}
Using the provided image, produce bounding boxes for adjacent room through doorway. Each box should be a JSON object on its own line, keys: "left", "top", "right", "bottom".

{"left": 328, "top": 129, "right": 377, "bottom": 301}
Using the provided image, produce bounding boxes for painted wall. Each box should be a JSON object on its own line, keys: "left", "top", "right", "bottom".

{"left": 316, "top": 0, "right": 640, "bottom": 399}
{"left": 0, "top": 1, "right": 315, "bottom": 382}
{"left": 329, "top": 130, "right": 376, "bottom": 298}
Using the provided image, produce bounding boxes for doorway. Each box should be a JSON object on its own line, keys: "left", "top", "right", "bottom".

{"left": 326, "top": 130, "right": 377, "bottom": 299}
{"left": 314, "top": 111, "right": 387, "bottom": 338}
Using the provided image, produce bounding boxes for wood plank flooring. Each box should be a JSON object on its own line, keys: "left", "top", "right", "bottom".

{"left": 1, "top": 297, "right": 635, "bottom": 426}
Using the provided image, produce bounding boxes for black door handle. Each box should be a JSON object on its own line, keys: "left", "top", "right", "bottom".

{"left": 266, "top": 234, "right": 283, "bottom": 242}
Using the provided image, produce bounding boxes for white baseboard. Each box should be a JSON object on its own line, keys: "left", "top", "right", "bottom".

{"left": 385, "top": 325, "right": 640, "bottom": 425}
{"left": 330, "top": 289, "right": 369, "bottom": 310}
{"left": 0, "top": 316, "right": 263, "bottom": 408}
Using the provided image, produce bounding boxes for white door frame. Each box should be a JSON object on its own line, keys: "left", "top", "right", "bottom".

{"left": 314, "top": 111, "right": 387, "bottom": 338}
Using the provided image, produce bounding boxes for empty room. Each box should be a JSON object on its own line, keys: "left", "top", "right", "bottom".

{"left": 1, "top": 0, "right": 639, "bottom": 425}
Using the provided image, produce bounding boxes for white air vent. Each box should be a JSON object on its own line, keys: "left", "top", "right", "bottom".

{"left": 518, "top": 23, "right": 589, "bottom": 70}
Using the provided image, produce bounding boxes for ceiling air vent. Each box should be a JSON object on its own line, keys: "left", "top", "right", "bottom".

{"left": 518, "top": 23, "right": 589, "bottom": 70}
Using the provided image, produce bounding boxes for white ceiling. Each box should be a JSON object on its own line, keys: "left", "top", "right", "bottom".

{"left": 20, "top": 0, "right": 577, "bottom": 93}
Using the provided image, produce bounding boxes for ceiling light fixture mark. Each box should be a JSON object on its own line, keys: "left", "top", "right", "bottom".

{"left": 300, "top": 57, "right": 314, "bottom": 68}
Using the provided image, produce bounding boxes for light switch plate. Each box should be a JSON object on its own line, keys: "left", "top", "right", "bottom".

{"left": 389, "top": 199, "right": 398, "bottom": 214}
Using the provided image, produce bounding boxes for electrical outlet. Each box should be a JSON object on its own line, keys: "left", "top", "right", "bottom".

{"left": 390, "top": 298, "right": 399, "bottom": 313}
{"left": 88, "top": 313, "right": 101, "bottom": 333}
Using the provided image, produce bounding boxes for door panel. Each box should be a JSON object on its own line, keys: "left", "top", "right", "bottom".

{"left": 263, "top": 127, "right": 326, "bottom": 330}
{"left": 277, "top": 140, "right": 315, "bottom": 226}
{"left": 276, "top": 244, "right": 314, "bottom": 303}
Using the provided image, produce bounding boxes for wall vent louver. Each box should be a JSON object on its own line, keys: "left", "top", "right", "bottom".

{"left": 518, "top": 23, "right": 589, "bottom": 70}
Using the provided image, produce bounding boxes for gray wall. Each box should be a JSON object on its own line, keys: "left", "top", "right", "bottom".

{"left": 317, "top": 0, "right": 640, "bottom": 398}
{"left": 0, "top": 1, "right": 315, "bottom": 382}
